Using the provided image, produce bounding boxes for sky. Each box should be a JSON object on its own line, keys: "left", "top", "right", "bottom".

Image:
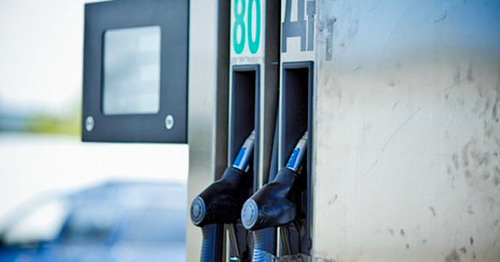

{"left": 0, "top": 0, "right": 104, "bottom": 115}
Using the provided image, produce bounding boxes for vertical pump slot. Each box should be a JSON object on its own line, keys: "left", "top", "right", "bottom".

{"left": 229, "top": 65, "right": 260, "bottom": 260}
{"left": 281, "top": 64, "right": 311, "bottom": 167}
{"left": 280, "top": 61, "right": 313, "bottom": 255}
{"left": 230, "top": 65, "right": 259, "bottom": 166}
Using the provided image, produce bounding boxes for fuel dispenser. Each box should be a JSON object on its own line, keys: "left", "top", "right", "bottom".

{"left": 81, "top": 0, "right": 500, "bottom": 261}
{"left": 275, "top": 62, "right": 314, "bottom": 257}
{"left": 240, "top": 61, "right": 314, "bottom": 260}
{"left": 228, "top": 0, "right": 281, "bottom": 260}
{"left": 82, "top": 0, "right": 316, "bottom": 260}
{"left": 239, "top": 0, "right": 317, "bottom": 258}
{"left": 275, "top": 0, "right": 316, "bottom": 256}
{"left": 241, "top": 60, "right": 314, "bottom": 259}
{"left": 190, "top": 0, "right": 280, "bottom": 260}
{"left": 188, "top": 0, "right": 500, "bottom": 261}
{"left": 190, "top": 0, "right": 315, "bottom": 259}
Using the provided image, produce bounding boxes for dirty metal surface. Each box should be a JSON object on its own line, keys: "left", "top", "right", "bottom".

{"left": 312, "top": 0, "right": 500, "bottom": 261}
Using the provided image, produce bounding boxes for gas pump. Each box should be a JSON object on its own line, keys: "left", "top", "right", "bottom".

{"left": 191, "top": 0, "right": 313, "bottom": 259}
{"left": 224, "top": 0, "right": 281, "bottom": 260}
{"left": 243, "top": 0, "right": 317, "bottom": 258}
{"left": 81, "top": 0, "right": 500, "bottom": 261}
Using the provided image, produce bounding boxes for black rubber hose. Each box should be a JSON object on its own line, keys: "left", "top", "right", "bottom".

{"left": 252, "top": 227, "right": 277, "bottom": 261}
{"left": 200, "top": 224, "right": 224, "bottom": 262}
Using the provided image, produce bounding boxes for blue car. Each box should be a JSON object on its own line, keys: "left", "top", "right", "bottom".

{"left": 0, "top": 181, "right": 186, "bottom": 262}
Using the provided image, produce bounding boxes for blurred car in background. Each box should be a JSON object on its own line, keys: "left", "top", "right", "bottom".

{"left": 0, "top": 181, "right": 186, "bottom": 262}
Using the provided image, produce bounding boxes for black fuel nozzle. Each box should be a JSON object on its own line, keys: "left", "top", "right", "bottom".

{"left": 190, "top": 166, "right": 252, "bottom": 226}
{"left": 190, "top": 131, "right": 255, "bottom": 227}
{"left": 241, "top": 132, "right": 308, "bottom": 231}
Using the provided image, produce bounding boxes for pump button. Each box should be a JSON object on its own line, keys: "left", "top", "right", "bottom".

{"left": 190, "top": 196, "right": 206, "bottom": 226}
{"left": 241, "top": 199, "right": 258, "bottom": 229}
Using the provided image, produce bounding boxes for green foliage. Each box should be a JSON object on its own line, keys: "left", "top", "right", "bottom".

{"left": 25, "top": 105, "right": 81, "bottom": 136}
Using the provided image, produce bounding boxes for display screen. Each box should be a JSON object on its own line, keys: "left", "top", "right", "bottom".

{"left": 102, "top": 26, "right": 161, "bottom": 115}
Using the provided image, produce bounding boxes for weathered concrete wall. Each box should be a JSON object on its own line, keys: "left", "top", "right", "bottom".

{"left": 312, "top": 0, "right": 500, "bottom": 261}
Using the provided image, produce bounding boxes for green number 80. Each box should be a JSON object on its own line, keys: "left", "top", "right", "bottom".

{"left": 233, "top": 0, "right": 261, "bottom": 55}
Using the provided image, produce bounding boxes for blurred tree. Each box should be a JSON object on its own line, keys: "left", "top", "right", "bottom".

{"left": 25, "top": 104, "right": 81, "bottom": 136}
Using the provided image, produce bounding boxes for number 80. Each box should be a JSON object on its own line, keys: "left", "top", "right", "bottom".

{"left": 233, "top": 0, "right": 261, "bottom": 54}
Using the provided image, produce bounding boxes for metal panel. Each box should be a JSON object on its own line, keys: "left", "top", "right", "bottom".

{"left": 187, "top": 0, "right": 228, "bottom": 261}
{"left": 82, "top": 0, "right": 188, "bottom": 143}
{"left": 311, "top": 0, "right": 500, "bottom": 261}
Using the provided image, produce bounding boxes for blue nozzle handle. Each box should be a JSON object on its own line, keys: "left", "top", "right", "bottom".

{"left": 200, "top": 223, "right": 224, "bottom": 262}
{"left": 232, "top": 130, "right": 255, "bottom": 171}
{"left": 285, "top": 132, "right": 308, "bottom": 172}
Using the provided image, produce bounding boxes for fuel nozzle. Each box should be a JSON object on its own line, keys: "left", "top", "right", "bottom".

{"left": 190, "top": 131, "right": 255, "bottom": 227}
{"left": 241, "top": 132, "right": 308, "bottom": 230}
